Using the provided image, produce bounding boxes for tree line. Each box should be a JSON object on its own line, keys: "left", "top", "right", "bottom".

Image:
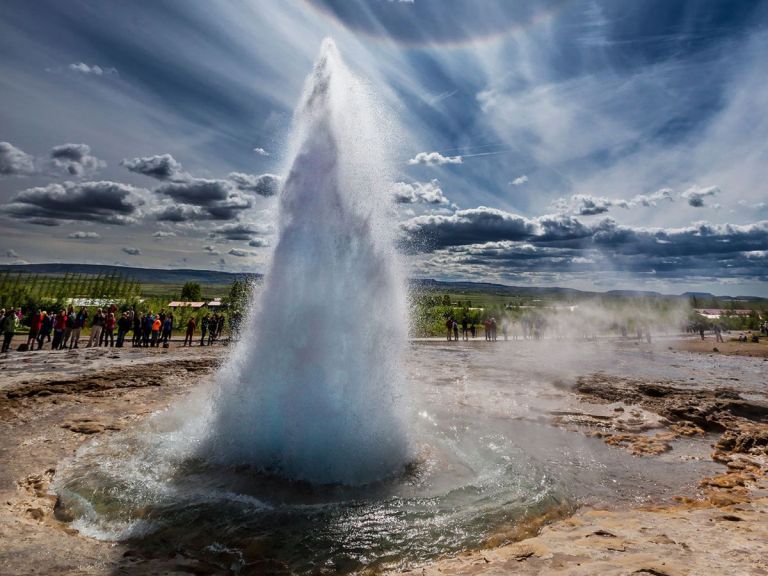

{"left": 0, "top": 270, "right": 141, "bottom": 310}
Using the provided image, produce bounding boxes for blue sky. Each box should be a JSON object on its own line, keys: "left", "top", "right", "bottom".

{"left": 1, "top": 0, "right": 767, "bottom": 296}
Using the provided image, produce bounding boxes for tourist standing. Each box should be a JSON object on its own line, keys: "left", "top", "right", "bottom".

{"left": 70, "top": 308, "right": 87, "bottom": 349}
{"left": 216, "top": 314, "right": 225, "bottom": 340}
{"left": 184, "top": 316, "right": 196, "bottom": 346}
{"left": 461, "top": 316, "right": 469, "bottom": 341}
{"left": 26, "top": 310, "right": 42, "bottom": 350}
{"left": 87, "top": 308, "right": 105, "bottom": 348}
{"left": 51, "top": 309, "right": 67, "bottom": 350}
{"left": 132, "top": 313, "right": 142, "bottom": 347}
{"left": 452, "top": 320, "right": 459, "bottom": 342}
{"left": 151, "top": 316, "right": 161, "bottom": 347}
{"left": 62, "top": 306, "right": 75, "bottom": 349}
{"left": 162, "top": 314, "right": 173, "bottom": 346}
{"left": 103, "top": 312, "right": 116, "bottom": 347}
{"left": 200, "top": 314, "right": 209, "bottom": 346}
{"left": 38, "top": 312, "right": 52, "bottom": 349}
{"left": 116, "top": 312, "right": 131, "bottom": 347}
{"left": 142, "top": 313, "right": 153, "bottom": 347}
{"left": 2, "top": 309, "right": 18, "bottom": 353}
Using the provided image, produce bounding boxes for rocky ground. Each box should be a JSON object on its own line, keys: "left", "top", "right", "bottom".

{"left": 0, "top": 340, "right": 766, "bottom": 575}
{"left": 0, "top": 345, "right": 225, "bottom": 575}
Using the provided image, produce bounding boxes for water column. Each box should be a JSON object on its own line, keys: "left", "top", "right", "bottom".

{"left": 206, "top": 39, "right": 412, "bottom": 485}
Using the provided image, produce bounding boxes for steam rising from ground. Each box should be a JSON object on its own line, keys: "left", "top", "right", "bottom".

{"left": 202, "top": 39, "right": 412, "bottom": 485}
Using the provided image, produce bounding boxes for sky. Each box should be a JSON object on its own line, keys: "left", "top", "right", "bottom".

{"left": 1, "top": 0, "right": 767, "bottom": 296}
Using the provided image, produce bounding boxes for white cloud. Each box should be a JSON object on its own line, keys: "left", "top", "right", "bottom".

{"left": 68, "top": 62, "right": 118, "bottom": 77}
{"left": 510, "top": 175, "right": 528, "bottom": 186}
{"left": 407, "top": 151, "right": 462, "bottom": 166}
{"left": 0, "top": 141, "right": 36, "bottom": 176}
{"left": 253, "top": 147, "right": 270, "bottom": 156}
{"left": 68, "top": 231, "right": 100, "bottom": 239}
{"left": 392, "top": 179, "right": 450, "bottom": 205}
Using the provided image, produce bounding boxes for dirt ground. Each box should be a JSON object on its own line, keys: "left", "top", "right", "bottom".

{"left": 671, "top": 336, "right": 768, "bottom": 358}
{"left": 0, "top": 339, "right": 766, "bottom": 576}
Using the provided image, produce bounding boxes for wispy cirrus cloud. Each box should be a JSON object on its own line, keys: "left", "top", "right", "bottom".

{"left": 68, "top": 62, "right": 118, "bottom": 77}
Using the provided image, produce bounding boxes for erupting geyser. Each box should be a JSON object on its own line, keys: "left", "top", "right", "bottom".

{"left": 205, "top": 38, "right": 412, "bottom": 485}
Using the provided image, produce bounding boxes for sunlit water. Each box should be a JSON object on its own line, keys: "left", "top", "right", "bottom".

{"left": 52, "top": 340, "right": 737, "bottom": 574}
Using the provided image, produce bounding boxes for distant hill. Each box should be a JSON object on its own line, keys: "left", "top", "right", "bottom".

{"left": 0, "top": 263, "right": 258, "bottom": 285}
{"left": 0, "top": 264, "right": 765, "bottom": 302}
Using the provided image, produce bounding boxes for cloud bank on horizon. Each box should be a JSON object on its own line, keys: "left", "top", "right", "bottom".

{"left": 0, "top": 0, "right": 767, "bottom": 296}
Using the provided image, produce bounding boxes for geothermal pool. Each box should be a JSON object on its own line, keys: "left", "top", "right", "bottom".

{"left": 52, "top": 340, "right": 730, "bottom": 574}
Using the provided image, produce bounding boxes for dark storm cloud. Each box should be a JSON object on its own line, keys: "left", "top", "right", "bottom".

{"left": 211, "top": 222, "right": 269, "bottom": 241}
{"left": 50, "top": 143, "right": 105, "bottom": 176}
{"left": 154, "top": 204, "right": 207, "bottom": 222}
{"left": 412, "top": 209, "right": 768, "bottom": 280}
{"left": 154, "top": 179, "right": 253, "bottom": 221}
{"left": 156, "top": 178, "right": 231, "bottom": 204}
{"left": 681, "top": 185, "right": 719, "bottom": 207}
{"left": 3, "top": 180, "right": 146, "bottom": 225}
{"left": 592, "top": 220, "right": 768, "bottom": 257}
{"left": 228, "top": 248, "right": 249, "bottom": 257}
{"left": 122, "top": 247, "right": 141, "bottom": 255}
{"left": 121, "top": 154, "right": 186, "bottom": 181}
{"left": 565, "top": 194, "right": 612, "bottom": 216}
{"left": 248, "top": 238, "right": 269, "bottom": 248}
{"left": 401, "top": 207, "right": 537, "bottom": 248}
{"left": 227, "top": 172, "right": 281, "bottom": 197}
{"left": 0, "top": 141, "right": 35, "bottom": 176}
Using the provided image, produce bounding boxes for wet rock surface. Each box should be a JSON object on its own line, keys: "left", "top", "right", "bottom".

{"left": 0, "top": 346, "right": 221, "bottom": 576}
{"left": 397, "top": 372, "right": 768, "bottom": 576}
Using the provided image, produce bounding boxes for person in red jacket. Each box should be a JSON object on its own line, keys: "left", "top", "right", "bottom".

{"left": 51, "top": 309, "right": 67, "bottom": 350}
{"left": 26, "top": 309, "right": 43, "bottom": 350}
{"left": 103, "top": 312, "right": 116, "bottom": 347}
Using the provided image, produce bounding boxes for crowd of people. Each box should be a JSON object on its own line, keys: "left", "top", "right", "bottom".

{"left": 444, "top": 315, "right": 546, "bottom": 341}
{"left": 0, "top": 306, "right": 228, "bottom": 353}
